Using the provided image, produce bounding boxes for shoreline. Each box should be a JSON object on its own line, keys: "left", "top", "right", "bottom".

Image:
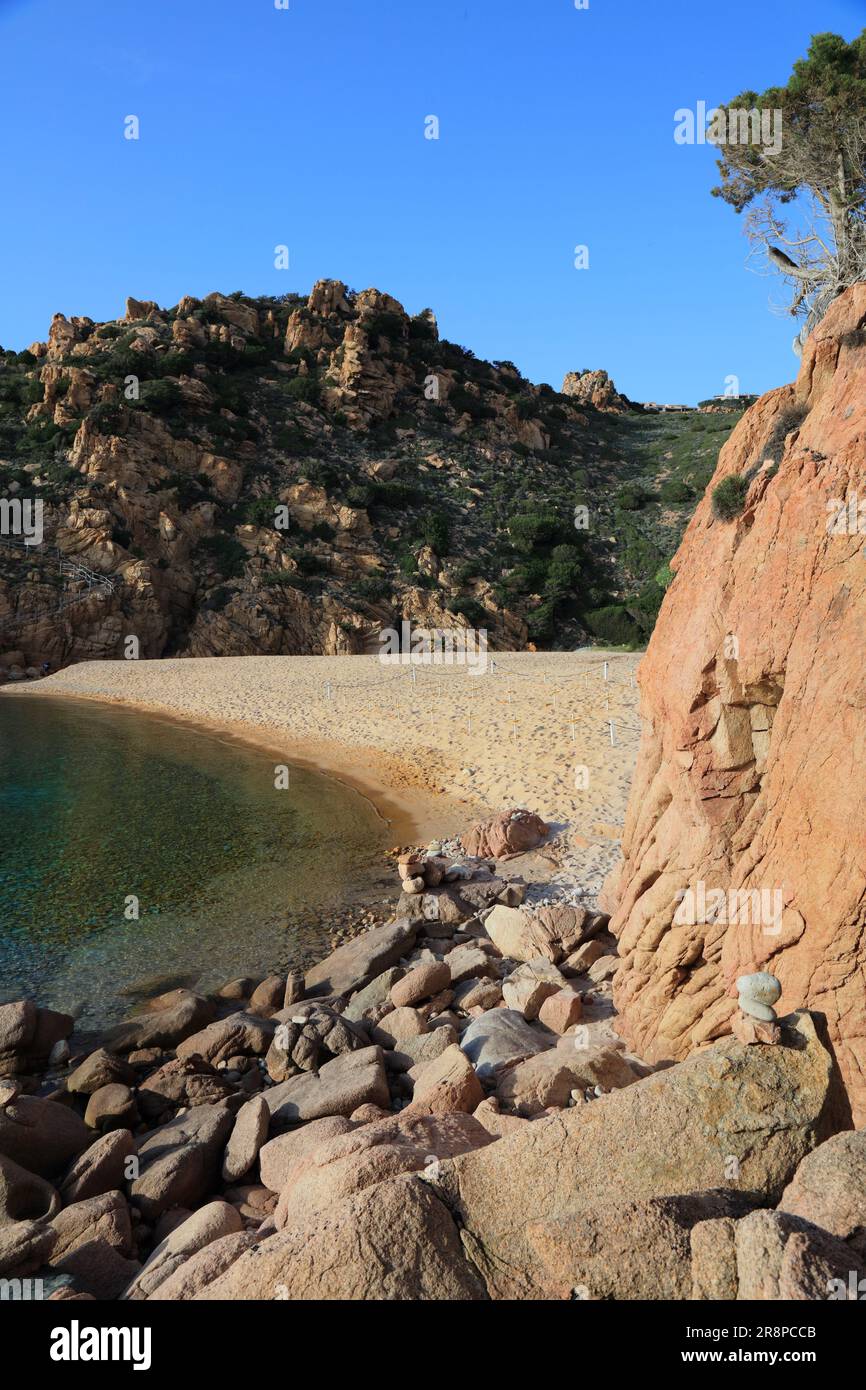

{"left": 7, "top": 651, "right": 643, "bottom": 878}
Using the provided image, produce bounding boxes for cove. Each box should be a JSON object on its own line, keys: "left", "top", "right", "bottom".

{"left": 0, "top": 693, "right": 387, "bottom": 1028}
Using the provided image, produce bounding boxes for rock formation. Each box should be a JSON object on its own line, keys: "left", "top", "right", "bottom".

{"left": 603, "top": 283, "right": 866, "bottom": 1124}
{"left": 561, "top": 368, "right": 633, "bottom": 413}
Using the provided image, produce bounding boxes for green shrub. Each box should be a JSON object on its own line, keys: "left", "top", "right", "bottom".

{"left": 616, "top": 482, "right": 648, "bottom": 511}
{"left": 198, "top": 533, "right": 248, "bottom": 578}
{"left": 711, "top": 475, "right": 749, "bottom": 520}
{"left": 659, "top": 478, "right": 693, "bottom": 504}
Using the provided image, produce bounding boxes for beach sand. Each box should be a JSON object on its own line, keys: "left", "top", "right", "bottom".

{"left": 11, "top": 650, "right": 642, "bottom": 896}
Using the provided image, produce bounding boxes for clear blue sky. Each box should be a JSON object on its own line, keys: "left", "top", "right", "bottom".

{"left": 1, "top": 0, "right": 863, "bottom": 402}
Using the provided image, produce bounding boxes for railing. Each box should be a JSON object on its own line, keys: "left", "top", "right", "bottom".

{"left": 0, "top": 536, "right": 118, "bottom": 635}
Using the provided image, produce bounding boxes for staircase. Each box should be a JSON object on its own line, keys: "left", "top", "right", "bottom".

{"left": 0, "top": 537, "right": 118, "bottom": 636}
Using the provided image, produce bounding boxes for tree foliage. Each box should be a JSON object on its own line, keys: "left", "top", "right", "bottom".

{"left": 712, "top": 30, "right": 866, "bottom": 349}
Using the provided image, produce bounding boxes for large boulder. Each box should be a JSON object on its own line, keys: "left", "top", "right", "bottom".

{"left": 0, "top": 1002, "right": 74, "bottom": 1076}
{"left": 0, "top": 1096, "right": 92, "bottom": 1178}
{"left": 105, "top": 990, "right": 215, "bottom": 1054}
{"left": 274, "top": 1111, "right": 494, "bottom": 1229}
{"left": 263, "top": 1046, "right": 390, "bottom": 1128}
{"left": 691, "top": 1208, "right": 866, "bottom": 1301}
{"left": 304, "top": 918, "right": 417, "bottom": 998}
{"left": 461, "top": 809, "right": 548, "bottom": 860}
{"left": 60, "top": 1130, "right": 137, "bottom": 1205}
{"left": 128, "top": 1106, "right": 234, "bottom": 1221}
{"left": 0, "top": 1152, "right": 60, "bottom": 1224}
{"left": 602, "top": 284, "right": 866, "bottom": 1124}
{"left": 436, "top": 1011, "right": 837, "bottom": 1297}
{"left": 175, "top": 1013, "right": 275, "bottom": 1066}
{"left": 123, "top": 1200, "right": 243, "bottom": 1300}
{"left": 460, "top": 1009, "right": 554, "bottom": 1083}
{"left": 193, "top": 1175, "right": 484, "bottom": 1301}
{"left": 259, "top": 1116, "right": 354, "bottom": 1192}
{"left": 778, "top": 1129, "right": 866, "bottom": 1254}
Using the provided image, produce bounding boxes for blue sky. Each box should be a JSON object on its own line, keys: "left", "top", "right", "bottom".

{"left": 0, "top": 0, "right": 863, "bottom": 402}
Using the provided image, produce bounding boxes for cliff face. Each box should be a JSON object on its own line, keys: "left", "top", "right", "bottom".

{"left": 605, "top": 284, "right": 866, "bottom": 1122}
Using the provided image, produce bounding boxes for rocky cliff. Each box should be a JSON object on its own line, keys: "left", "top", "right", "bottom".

{"left": 0, "top": 283, "right": 740, "bottom": 674}
{"left": 605, "top": 283, "right": 866, "bottom": 1123}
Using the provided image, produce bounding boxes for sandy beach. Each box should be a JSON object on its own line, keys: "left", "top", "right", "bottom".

{"left": 11, "top": 650, "right": 642, "bottom": 894}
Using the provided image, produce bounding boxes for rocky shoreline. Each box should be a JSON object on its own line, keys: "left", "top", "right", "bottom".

{"left": 1, "top": 807, "right": 864, "bottom": 1302}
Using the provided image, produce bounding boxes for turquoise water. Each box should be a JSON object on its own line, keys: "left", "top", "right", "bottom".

{"left": 0, "top": 695, "right": 387, "bottom": 1027}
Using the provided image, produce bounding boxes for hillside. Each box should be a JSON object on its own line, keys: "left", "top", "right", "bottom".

{"left": 0, "top": 281, "right": 742, "bottom": 671}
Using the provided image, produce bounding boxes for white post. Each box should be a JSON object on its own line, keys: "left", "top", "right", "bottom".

{"left": 603, "top": 660, "right": 609, "bottom": 682}
{"left": 608, "top": 720, "right": 616, "bottom": 746}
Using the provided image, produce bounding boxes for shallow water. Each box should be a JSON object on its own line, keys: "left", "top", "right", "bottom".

{"left": 0, "top": 694, "right": 388, "bottom": 1027}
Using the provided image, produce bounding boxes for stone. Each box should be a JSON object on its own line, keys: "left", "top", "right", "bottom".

{"left": 731, "top": 1014, "right": 782, "bottom": 1046}
{"left": 304, "top": 917, "right": 417, "bottom": 998}
{"left": 461, "top": 809, "right": 549, "bottom": 860}
{"left": 274, "top": 1112, "right": 494, "bottom": 1229}
{"left": 59, "top": 1130, "right": 137, "bottom": 1205}
{"left": 445, "top": 944, "right": 501, "bottom": 985}
{"left": 129, "top": 1105, "right": 235, "bottom": 1221}
{"left": 387, "top": 1026, "right": 458, "bottom": 1074}
{"left": 390, "top": 961, "right": 451, "bottom": 1008}
{"left": 343, "top": 967, "right": 405, "bottom": 1022}
{"left": 50, "top": 1190, "right": 133, "bottom": 1260}
{"left": 483, "top": 905, "right": 537, "bottom": 962}
{"left": 137, "top": 1056, "right": 233, "bottom": 1121}
{"left": 408, "top": 1044, "right": 485, "bottom": 1115}
{"left": 737, "top": 971, "right": 782, "bottom": 1022}
{"left": 0, "top": 1219, "right": 57, "bottom": 1277}
{"left": 472, "top": 1097, "right": 529, "bottom": 1137}
{"left": 222, "top": 1096, "right": 270, "bottom": 1183}
{"left": 501, "top": 959, "right": 565, "bottom": 1019}
{"left": 105, "top": 991, "right": 215, "bottom": 1054}
{"left": 525, "top": 1192, "right": 754, "bottom": 1300}
{"left": 603, "top": 284, "right": 866, "bottom": 1125}
{"left": 529, "top": 905, "right": 593, "bottom": 963}
{"left": 264, "top": 1047, "right": 390, "bottom": 1128}
{"left": 459, "top": 1009, "right": 554, "bottom": 1083}
{"left": 453, "top": 979, "right": 502, "bottom": 1011}
{"left": 437, "top": 1011, "right": 836, "bottom": 1297}
{"left": 144, "top": 1231, "right": 258, "bottom": 1301}
{"left": 586, "top": 954, "right": 618, "bottom": 984}
{"left": 194, "top": 1175, "right": 484, "bottom": 1301}
{"left": 52, "top": 1238, "right": 140, "bottom": 1301}
{"left": 731, "top": 1208, "right": 866, "bottom": 1301}
{"left": 350, "top": 1103, "right": 391, "bottom": 1124}
{"left": 216, "top": 977, "right": 255, "bottom": 1001}
{"left": 259, "top": 1116, "right": 354, "bottom": 1192}
{"left": 0, "top": 1096, "right": 92, "bottom": 1177}
{"left": 84, "top": 1084, "right": 139, "bottom": 1133}
{"left": 283, "top": 970, "right": 305, "bottom": 1007}
{"left": 370, "top": 1007, "right": 427, "bottom": 1048}
{"left": 537, "top": 989, "right": 583, "bottom": 1034}
{"left": 561, "top": 368, "right": 631, "bottom": 412}
{"left": 778, "top": 1129, "right": 866, "bottom": 1253}
{"left": 0, "top": 1152, "right": 61, "bottom": 1224}
{"left": 67, "top": 1049, "right": 136, "bottom": 1096}
{"left": 0, "top": 1001, "right": 74, "bottom": 1075}
{"left": 265, "top": 1003, "right": 365, "bottom": 1082}
{"left": 249, "top": 975, "right": 285, "bottom": 1017}
{"left": 495, "top": 1045, "right": 636, "bottom": 1117}
{"left": 123, "top": 1200, "right": 243, "bottom": 1300}
{"left": 175, "top": 1013, "right": 275, "bottom": 1066}
{"left": 561, "top": 939, "right": 607, "bottom": 976}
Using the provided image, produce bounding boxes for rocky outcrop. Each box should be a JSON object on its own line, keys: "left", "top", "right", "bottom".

{"left": 561, "top": 368, "right": 633, "bottom": 412}
{"left": 603, "top": 283, "right": 866, "bottom": 1124}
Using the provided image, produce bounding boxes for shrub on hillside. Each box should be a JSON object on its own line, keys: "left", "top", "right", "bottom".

{"left": 711, "top": 474, "right": 749, "bottom": 520}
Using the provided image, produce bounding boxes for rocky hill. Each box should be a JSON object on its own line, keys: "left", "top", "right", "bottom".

{"left": 603, "top": 282, "right": 866, "bottom": 1125}
{"left": 0, "top": 281, "right": 741, "bottom": 673}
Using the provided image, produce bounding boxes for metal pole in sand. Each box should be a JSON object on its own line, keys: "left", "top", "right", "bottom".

{"left": 608, "top": 720, "right": 616, "bottom": 746}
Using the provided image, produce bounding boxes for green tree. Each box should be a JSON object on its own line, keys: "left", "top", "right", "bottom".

{"left": 712, "top": 30, "right": 866, "bottom": 348}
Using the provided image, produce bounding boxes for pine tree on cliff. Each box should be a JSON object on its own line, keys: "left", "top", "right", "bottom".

{"left": 711, "top": 29, "right": 866, "bottom": 352}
